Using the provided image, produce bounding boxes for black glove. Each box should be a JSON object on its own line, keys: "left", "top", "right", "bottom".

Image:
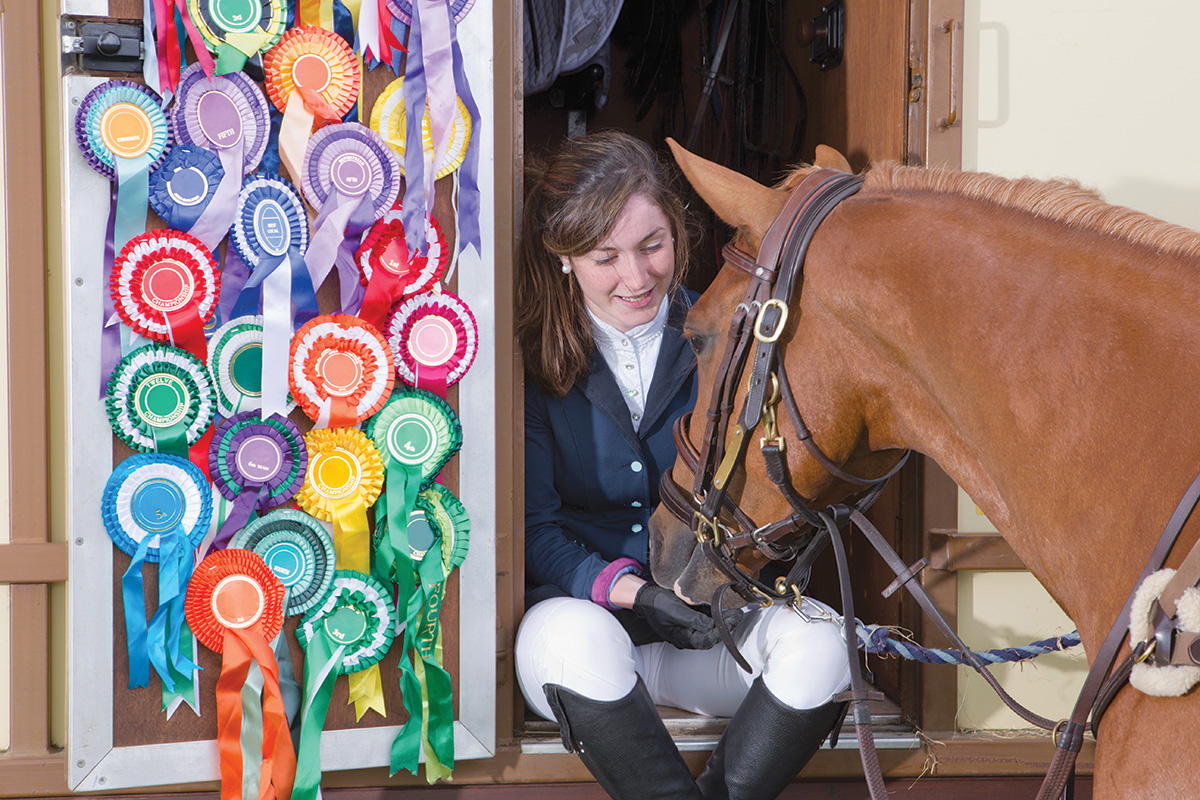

{"left": 632, "top": 583, "right": 743, "bottom": 650}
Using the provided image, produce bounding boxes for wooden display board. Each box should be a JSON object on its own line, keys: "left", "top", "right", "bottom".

{"left": 63, "top": 4, "right": 497, "bottom": 791}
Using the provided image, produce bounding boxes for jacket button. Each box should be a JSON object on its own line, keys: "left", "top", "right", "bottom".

{"left": 631, "top": 501, "right": 642, "bottom": 507}
{"left": 632, "top": 523, "right": 643, "bottom": 533}
{"left": 631, "top": 461, "right": 643, "bottom": 472}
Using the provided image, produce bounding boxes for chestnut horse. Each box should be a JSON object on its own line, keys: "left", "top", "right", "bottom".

{"left": 649, "top": 140, "right": 1200, "bottom": 800}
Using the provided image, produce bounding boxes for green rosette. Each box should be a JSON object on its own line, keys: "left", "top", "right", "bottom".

{"left": 230, "top": 509, "right": 335, "bottom": 617}
{"left": 364, "top": 387, "right": 462, "bottom": 490}
{"left": 372, "top": 483, "right": 471, "bottom": 574}
{"left": 208, "top": 315, "right": 296, "bottom": 417}
{"left": 106, "top": 343, "right": 216, "bottom": 455}
{"left": 187, "top": 0, "right": 287, "bottom": 74}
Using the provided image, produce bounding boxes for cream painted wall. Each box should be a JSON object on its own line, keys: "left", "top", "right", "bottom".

{"left": 0, "top": 16, "right": 10, "bottom": 752}
{"left": 955, "top": 0, "right": 1200, "bottom": 728}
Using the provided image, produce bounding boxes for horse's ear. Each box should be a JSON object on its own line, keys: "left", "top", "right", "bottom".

{"left": 666, "top": 138, "right": 787, "bottom": 253}
{"left": 814, "top": 144, "right": 852, "bottom": 173}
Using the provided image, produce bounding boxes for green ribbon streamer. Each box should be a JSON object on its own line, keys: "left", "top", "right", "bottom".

{"left": 294, "top": 629, "right": 345, "bottom": 800}
{"left": 241, "top": 660, "right": 265, "bottom": 800}
{"left": 161, "top": 621, "right": 199, "bottom": 716}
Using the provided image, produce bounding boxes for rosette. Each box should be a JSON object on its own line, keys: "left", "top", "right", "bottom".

{"left": 385, "top": 0, "right": 475, "bottom": 26}
{"left": 208, "top": 316, "right": 299, "bottom": 418}
{"left": 364, "top": 387, "right": 462, "bottom": 492}
{"left": 293, "top": 571, "right": 396, "bottom": 800}
{"left": 263, "top": 26, "right": 359, "bottom": 186}
{"left": 231, "top": 509, "right": 336, "bottom": 617}
{"left": 148, "top": 145, "right": 224, "bottom": 233}
{"left": 112, "top": 229, "right": 220, "bottom": 362}
{"left": 372, "top": 483, "right": 471, "bottom": 573}
{"left": 101, "top": 453, "right": 212, "bottom": 690}
{"left": 370, "top": 77, "right": 471, "bottom": 180}
{"left": 355, "top": 207, "right": 449, "bottom": 330}
{"left": 187, "top": 0, "right": 287, "bottom": 75}
{"left": 171, "top": 64, "right": 273, "bottom": 248}
{"left": 227, "top": 174, "right": 316, "bottom": 417}
{"left": 290, "top": 314, "right": 395, "bottom": 427}
{"left": 210, "top": 412, "right": 308, "bottom": 551}
{"left": 106, "top": 343, "right": 217, "bottom": 460}
{"left": 185, "top": 548, "right": 295, "bottom": 800}
{"left": 301, "top": 123, "right": 400, "bottom": 312}
{"left": 385, "top": 290, "right": 478, "bottom": 398}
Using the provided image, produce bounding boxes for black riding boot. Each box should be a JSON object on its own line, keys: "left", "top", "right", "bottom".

{"left": 544, "top": 677, "right": 704, "bottom": 800}
{"left": 696, "top": 677, "right": 844, "bottom": 800}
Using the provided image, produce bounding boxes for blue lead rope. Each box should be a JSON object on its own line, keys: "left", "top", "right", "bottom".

{"left": 856, "top": 622, "right": 1081, "bottom": 665}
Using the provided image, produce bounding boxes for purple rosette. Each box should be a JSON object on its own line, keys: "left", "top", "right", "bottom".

{"left": 172, "top": 63, "right": 271, "bottom": 174}
{"left": 386, "top": 0, "right": 475, "bottom": 25}
{"left": 301, "top": 122, "right": 400, "bottom": 314}
{"left": 149, "top": 145, "right": 224, "bottom": 232}
{"left": 75, "top": 80, "right": 170, "bottom": 180}
{"left": 209, "top": 411, "right": 308, "bottom": 551}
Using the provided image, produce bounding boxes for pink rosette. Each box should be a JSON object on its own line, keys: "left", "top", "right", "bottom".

{"left": 385, "top": 290, "right": 477, "bottom": 397}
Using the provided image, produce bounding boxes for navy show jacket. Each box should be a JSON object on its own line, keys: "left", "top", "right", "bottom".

{"left": 524, "top": 290, "right": 699, "bottom": 600}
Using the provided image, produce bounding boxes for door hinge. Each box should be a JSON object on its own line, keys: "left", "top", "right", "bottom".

{"left": 61, "top": 17, "right": 144, "bottom": 74}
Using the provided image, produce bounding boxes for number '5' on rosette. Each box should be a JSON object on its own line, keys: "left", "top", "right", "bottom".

{"left": 293, "top": 571, "right": 396, "bottom": 800}
{"left": 228, "top": 173, "right": 316, "bottom": 418}
{"left": 187, "top": 0, "right": 287, "bottom": 75}
{"left": 263, "top": 26, "right": 359, "bottom": 188}
{"left": 102, "top": 453, "right": 212, "bottom": 690}
{"left": 185, "top": 548, "right": 295, "bottom": 800}
{"left": 301, "top": 122, "right": 400, "bottom": 313}
{"left": 290, "top": 314, "right": 394, "bottom": 428}
{"left": 355, "top": 205, "right": 449, "bottom": 331}
{"left": 385, "top": 289, "right": 478, "bottom": 399}
{"left": 169, "top": 64, "right": 273, "bottom": 249}
{"left": 209, "top": 411, "right": 308, "bottom": 552}
{"left": 112, "top": 229, "right": 220, "bottom": 364}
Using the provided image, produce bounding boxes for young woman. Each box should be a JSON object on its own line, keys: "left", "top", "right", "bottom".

{"left": 515, "top": 130, "right": 851, "bottom": 800}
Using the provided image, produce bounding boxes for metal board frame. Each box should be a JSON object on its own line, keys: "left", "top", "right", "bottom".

{"left": 63, "top": 8, "right": 496, "bottom": 790}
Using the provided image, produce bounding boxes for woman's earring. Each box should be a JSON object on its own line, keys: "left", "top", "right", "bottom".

{"left": 561, "top": 263, "right": 572, "bottom": 275}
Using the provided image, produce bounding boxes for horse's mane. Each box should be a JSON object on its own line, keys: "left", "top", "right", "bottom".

{"left": 783, "top": 161, "right": 1200, "bottom": 260}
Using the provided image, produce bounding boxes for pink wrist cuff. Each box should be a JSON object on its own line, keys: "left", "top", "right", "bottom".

{"left": 591, "top": 558, "right": 643, "bottom": 610}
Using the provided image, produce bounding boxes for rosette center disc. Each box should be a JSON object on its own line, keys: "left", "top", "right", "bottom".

{"left": 408, "top": 510, "right": 437, "bottom": 559}
{"left": 211, "top": 574, "right": 266, "bottom": 629}
{"left": 292, "top": 53, "right": 332, "bottom": 93}
{"left": 386, "top": 413, "right": 438, "bottom": 465}
{"left": 168, "top": 167, "right": 210, "bottom": 206}
{"left": 408, "top": 316, "right": 458, "bottom": 367}
{"left": 209, "top": 0, "right": 261, "bottom": 33}
{"left": 323, "top": 605, "right": 367, "bottom": 645}
{"left": 329, "top": 152, "right": 373, "bottom": 197}
{"left": 316, "top": 350, "right": 363, "bottom": 397}
{"left": 134, "top": 374, "right": 192, "bottom": 427}
{"left": 236, "top": 434, "right": 285, "bottom": 482}
{"left": 141, "top": 259, "right": 196, "bottom": 311}
{"left": 253, "top": 199, "right": 292, "bottom": 256}
{"left": 230, "top": 343, "right": 264, "bottom": 395}
{"left": 196, "top": 90, "right": 245, "bottom": 150}
{"left": 100, "top": 103, "right": 154, "bottom": 159}
{"left": 377, "top": 238, "right": 410, "bottom": 276}
{"left": 131, "top": 478, "right": 187, "bottom": 532}
{"left": 311, "top": 449, "right": 362, "bottom": 499}
{"left": 263, "top": 540, "right": 309, "bottom": 588}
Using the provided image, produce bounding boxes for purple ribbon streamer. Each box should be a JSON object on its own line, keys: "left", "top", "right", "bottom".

{"left": 417, "top": 0, "right": 454, "bottom": 201}
{"left": 448, "top": 13, "right": 481, "bottom": 255}
{"left": 401, "top": 14, "right": 429, "bottom": 258}
{"left": 187, "top": 142, "right": 243, "bottom": 249}
{"left": 211, "top": 484, "right": 270, "bottom": 551}
{"left": 100, "top": 188, "right": 121, "bottom": 399}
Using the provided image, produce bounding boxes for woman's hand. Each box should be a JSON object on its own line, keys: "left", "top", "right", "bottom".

{"left": 608, "top": 572, "right": 647, "bottom": 609}
{"left": 631, "top": 582, "right": 741, "bottom": 650}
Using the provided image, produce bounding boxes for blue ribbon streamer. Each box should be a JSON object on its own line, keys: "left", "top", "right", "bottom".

{"left": 146, "top": 524, "right": 198, "bottom": 691}
{"left": 121, "top": 532, "right": 156, "bottom": 688}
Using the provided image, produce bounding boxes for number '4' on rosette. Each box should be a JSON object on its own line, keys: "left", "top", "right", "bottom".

{"left": 112, "top": 229, "right": 220, "bottom": 364}
{"left": 102, "top": 453, "right": 212, "bottom": 691}
{"left": 263, "top": 26, "right": 359, "bottom": 187}
{"left": 171, "top": 63, "right": 273, "bottom": 249}
{"left": 290, "top": 314, "right": 395, "bottom": 428}
{"left": 385, "top": 289, "right": 478, "bottom": 399}
{"left": 301, "top": 122, "right": 400, "bottom": 313}
{"left": 185, "top": 548, "right": 295, "bottom": 800}
{"left": 227, "top": 173, "right": 316, "bottom": 418}
{"left": 187, "top": 0, "right": 287, "bottom": 75}
{"left": 293, "top": 571, "right": 396, "bottom": 800}
{"left": 355, "top": 204, "right": 449, "bottom": 330}
{"left": 209, "top": 411, "right": 308, "bottom": 552}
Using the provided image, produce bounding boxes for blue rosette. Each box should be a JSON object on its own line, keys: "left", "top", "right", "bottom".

{"left": 101, "top": 453, "right": 212, "bottom": 690}
{"left": 149, "top": 145, "right": 224, "bottom": 233}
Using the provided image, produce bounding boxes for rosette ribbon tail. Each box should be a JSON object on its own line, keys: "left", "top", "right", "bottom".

{"left": 414, "top": 361, "right": 450, "bottom": 401}
{"left": 217, "top": 31, "right": 276, "bottom": 76}
{"left": 173, "top": 0, "right": 216, "bottom": 81}
{"left": 294, "top": 630, "right": 346, "bottom": 800}
{"left": 212, "top": 484, "right": 270, "bottom": 552}
{"left": 188, "top": 140, "right": 245, "bottom": 250}
{"left": 147, "top": 523, "right": 199, "bottom": 693}
{"left": 221, "top": 249, "right": 254, "bottom": 323}
{"left": 336, "top": 200, "right": 376, "bottom": 314}
{"left": 254, "top": 254, "right": 294, "bottom": 419}
{"left": 305, "top": 190, "right": 367, "bottom": 306}
{"left": 120, "top": 530, "right": 157, "bottom": 688}
{"left": 332, "top": 495, "right": 387, "bottom": 719}
{"left": 357, "top": 243, "right": 414, "bottom": 331}
{"left": 114, "top": 153, "right": 153, "bottom": 256}
{"left": 449, "top": 11, "right": 482, "bottom": 259}
{"left": 165, "top": 301, "right": 210, "bottom": 364}
{"left": 162, "top": 620, "right": 201, "bottom": 716}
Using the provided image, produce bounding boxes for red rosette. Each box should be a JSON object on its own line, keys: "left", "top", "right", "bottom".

{"left": 185, "top": 548, "right": 286, "bottom": 653}
{"left": 355, "top": 209, "right": 449, "bottom": 291}
{"left": 289, "top": 314, "right": 395, "bottom": 426}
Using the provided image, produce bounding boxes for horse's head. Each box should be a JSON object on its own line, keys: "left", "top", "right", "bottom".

{"left": 649, "top": 141, "right": 903, "bottom": 604}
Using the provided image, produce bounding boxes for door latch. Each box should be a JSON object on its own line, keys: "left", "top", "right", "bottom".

{"left": 62, "top": 18, "right": 144, "bottom": 74}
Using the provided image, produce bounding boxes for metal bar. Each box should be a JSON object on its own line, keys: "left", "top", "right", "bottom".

{"left": 0, "top": 542, "right": 69, "bottom": 584}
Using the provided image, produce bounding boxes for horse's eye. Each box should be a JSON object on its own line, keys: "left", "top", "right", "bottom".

{"left": 688, "top": 335, "right": 706, "bottom": 355}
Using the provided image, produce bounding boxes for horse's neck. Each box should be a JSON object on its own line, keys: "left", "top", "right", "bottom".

{"left": 812, "top": 191, "right": 1200, "bottom": 648}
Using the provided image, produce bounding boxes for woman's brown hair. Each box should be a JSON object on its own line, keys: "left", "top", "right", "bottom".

{"left": 517, "top": 131, "right": 692, "bottom": 396}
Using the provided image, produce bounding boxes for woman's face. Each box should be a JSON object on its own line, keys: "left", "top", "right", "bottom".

{"left": 564, "top": 193, "right": 675, "bottom": 332}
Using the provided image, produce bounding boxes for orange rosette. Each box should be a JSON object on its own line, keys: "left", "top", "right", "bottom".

{"left": 289, "top": 314, "right": 395, "bottom": 427}
{"left": 263, "top": 25, "right": 359, "bottom": 184}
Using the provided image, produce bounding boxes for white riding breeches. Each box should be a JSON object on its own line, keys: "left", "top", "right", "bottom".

{"left": 515, "top": 596, "right": 851, "bottom": 721}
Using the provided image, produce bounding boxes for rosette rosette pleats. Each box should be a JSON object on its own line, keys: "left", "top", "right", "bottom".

{"left": 171, "top": 64, "right": 272, "bottom": 249}
{"left": 294, "top": 570, "right": 396, "bottom": 800}
{"left": 301, "top": 122, "right": 400, "bottom": 313}
{"left": 208, "top": 316, "right": 298, "bottom": 418}
{"left": 149, "top": 145, "right": 224, "bottom": 234}
{"left": 102, "top": 453, "right": 212, "bottom": 691}
{"left": 370, "top": 77, "right": 472, "bottom": 181}
{"left": 112, "top": 229, "right": 220, "bottom": 362}
{"left": 185, "top": 548, "right": 295, "bottom": 800}
{"left": 263, "top": 26, "right": 360, "bottom": 188}
{"left": 385, "top": 289, "right": 478, "bottom": 398}
{"left": 355, "top": 206, "right": 449, "bottom": 330}
{"left": 231, "top": 509, "right": 336, "bottom": 617}
{"left": 290, "top": 314, "right": 395, "bottom": 427}
{"left": 187, "top": 0, "right": 287, "bottom": 75}
{"left": 228, "top": 174, "right": 315, "bottom": 418}
{"left": 209, "top": 411, "right": 308, "bottom": 551}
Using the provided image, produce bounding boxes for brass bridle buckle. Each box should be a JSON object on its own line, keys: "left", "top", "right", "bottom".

{"left": 753, "top": 298, "right": 789, "bottom": 343}
{"left": 693, "top": 511, "right": 723, "bottom": 548}
{"left": 760, "top": 372, "right": 784, "bottom": 449}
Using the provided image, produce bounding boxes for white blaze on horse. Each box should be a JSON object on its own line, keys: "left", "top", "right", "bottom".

{"left": 649, "top": 140, "right": 1200, "bottom": 800}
